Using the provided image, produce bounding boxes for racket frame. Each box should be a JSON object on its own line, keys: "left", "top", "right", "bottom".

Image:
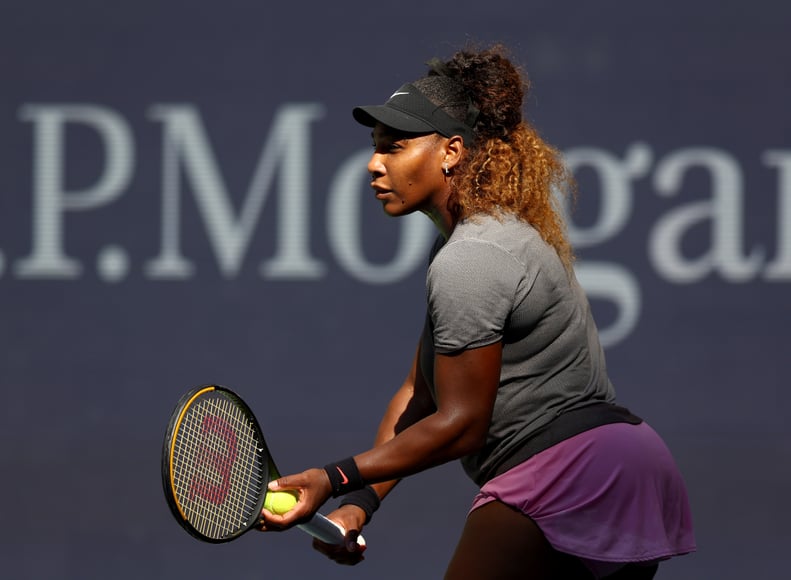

{"left": 162, "top": 385, "right": 272, "bottom": 543}
{"left": 162, "top": 384, "right": 362, "bottom": 547}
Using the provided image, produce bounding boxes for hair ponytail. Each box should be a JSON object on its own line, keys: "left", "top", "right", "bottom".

{"left": 423, "top": 45, "right": 576, "bottom": 269}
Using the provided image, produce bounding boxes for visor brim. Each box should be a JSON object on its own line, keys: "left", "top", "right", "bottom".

{"left": 352, "top": 105, "right": 436, "bottom": 134}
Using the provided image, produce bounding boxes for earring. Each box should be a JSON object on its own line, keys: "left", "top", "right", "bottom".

{"left": 442, "top": 163, "right": 450, "bottom": 176}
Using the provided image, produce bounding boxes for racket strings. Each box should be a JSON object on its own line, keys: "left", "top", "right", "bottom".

{"left": 176, "top": 396, "right": 263, "bottom": 537}
{"left": 171, "top": 393, "right": 266, "bottom": 539}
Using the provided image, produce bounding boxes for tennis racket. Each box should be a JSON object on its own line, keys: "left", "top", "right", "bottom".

{"left": 162, "top": 384, "right": 365, "bottom": 547}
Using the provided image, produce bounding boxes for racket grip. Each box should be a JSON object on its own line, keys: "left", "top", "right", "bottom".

{"left": 297, "top": 513, "right": 366, "bottom": 547}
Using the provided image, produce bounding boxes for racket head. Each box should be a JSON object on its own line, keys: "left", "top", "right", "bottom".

{"left": 162, "top": 385, "right": 275, "bottom": 543}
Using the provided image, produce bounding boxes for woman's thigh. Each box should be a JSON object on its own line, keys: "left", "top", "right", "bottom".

{"left": 444, "top": 500, "right": 592, "bottom": 580}
{"left": 604, "top": 563, "right": 659, "bottom": 579}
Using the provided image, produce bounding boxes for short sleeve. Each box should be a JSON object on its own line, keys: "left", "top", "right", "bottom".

{"left": 427, "top": 239, "right": 522, "bottom": 353}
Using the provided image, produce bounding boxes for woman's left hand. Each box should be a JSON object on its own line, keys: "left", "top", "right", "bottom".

{"left": 257, "top": 467, "right": 332, "bottom": 531}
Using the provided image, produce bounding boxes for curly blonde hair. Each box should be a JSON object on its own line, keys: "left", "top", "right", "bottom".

{"left": 415, "top": 45, "right": 576, "bottom": 268}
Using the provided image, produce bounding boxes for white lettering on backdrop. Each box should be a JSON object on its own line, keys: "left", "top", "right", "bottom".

{"left": 5, "top": 104, "right": 790, "bottom": 346}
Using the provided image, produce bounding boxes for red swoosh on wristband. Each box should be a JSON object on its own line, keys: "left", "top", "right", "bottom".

{"left": 335, "top": 466, "right": 349, "bottom": 485}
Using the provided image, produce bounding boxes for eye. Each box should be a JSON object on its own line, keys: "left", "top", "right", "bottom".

{"left": 371, "top": 138, "right": 400, "bottom": 153}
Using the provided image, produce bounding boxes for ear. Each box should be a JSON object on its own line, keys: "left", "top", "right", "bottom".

{"left": 442, "top": 135, "right": 465, "bottom": 170}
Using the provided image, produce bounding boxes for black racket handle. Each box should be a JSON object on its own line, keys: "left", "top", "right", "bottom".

{"left": 298, "top": 513, "right": 366, "bottom": 547}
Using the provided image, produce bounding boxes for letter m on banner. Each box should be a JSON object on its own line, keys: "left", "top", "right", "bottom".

{"left": 145, "top": 104, "right": 326, "bottom": 279}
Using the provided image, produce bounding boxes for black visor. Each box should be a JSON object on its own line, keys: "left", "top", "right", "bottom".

{"left": 353, "top": 83, "right": 476, "bottom": 144}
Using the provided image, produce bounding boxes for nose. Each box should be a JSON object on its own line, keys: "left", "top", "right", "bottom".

{"left": 368, "top": 152, "right": 385, "bottom": 179}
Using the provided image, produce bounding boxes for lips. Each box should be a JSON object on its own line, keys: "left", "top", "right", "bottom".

{"left": 371, "top": 183, "right": 391, "bottom": 197}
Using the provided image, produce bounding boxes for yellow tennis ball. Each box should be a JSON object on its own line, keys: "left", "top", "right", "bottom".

{"left": 263, "top": 490, "right": 299, "bottom": 515}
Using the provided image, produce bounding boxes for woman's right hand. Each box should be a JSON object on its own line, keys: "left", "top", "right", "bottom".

{"left": 312, "top": 504, "right": 368, "bottom": 565}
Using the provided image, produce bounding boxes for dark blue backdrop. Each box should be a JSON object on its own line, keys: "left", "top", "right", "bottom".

{"left": 1, "top": 1, "right": 789, "bottom": 578}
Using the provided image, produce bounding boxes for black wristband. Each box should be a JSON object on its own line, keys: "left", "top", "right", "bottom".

{"left": 323, "top": 456, "right": 365, "bottom": 497}
{"left": 339, "top": 485, "right": 381, "bottom": 525}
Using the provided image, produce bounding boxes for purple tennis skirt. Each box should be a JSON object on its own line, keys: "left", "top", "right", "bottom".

{"left": 470, "top": 422, "right": 696, "bottom": 578}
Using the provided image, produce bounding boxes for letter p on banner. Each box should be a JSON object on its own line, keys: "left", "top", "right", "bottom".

{"left": 16, "top": 104, "right": 134, "bottom": 278}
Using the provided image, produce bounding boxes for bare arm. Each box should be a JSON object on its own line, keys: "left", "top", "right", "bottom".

{"left": 355, "top": 340, "right": 502, "bottom": 483}
{"left": 264, "top": 339, "right": 502, "bottom": 531}
{"left": 365, "top": 340, "right": 438, "bottom": 502}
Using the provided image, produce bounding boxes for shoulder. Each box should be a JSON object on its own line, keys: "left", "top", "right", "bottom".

{"left": 432, "top": 215, "right": 546, "bottom": 272}
{"left": 427, "top": 216, "right": 530, "bottom": 301}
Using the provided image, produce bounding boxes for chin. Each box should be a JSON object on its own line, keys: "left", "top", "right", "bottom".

{"left": 380, "top": 200, "right": 411, "bottom": 217}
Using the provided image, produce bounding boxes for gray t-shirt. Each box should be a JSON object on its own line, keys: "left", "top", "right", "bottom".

{"left": 418, "top": 214, "right": 615, "bottom": 485}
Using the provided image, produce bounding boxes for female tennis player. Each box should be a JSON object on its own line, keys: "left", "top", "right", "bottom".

{"left": 260, "top": 45, "right": 696, "bottom": 579}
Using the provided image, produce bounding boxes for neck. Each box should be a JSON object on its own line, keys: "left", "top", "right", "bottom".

{"left": 422, "top": 204, "right": 456, "bottom": 240}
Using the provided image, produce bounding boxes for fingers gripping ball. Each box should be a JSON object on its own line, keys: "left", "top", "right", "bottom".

{"left": 263, "top": 490, "right": 299, "bottom": 515}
